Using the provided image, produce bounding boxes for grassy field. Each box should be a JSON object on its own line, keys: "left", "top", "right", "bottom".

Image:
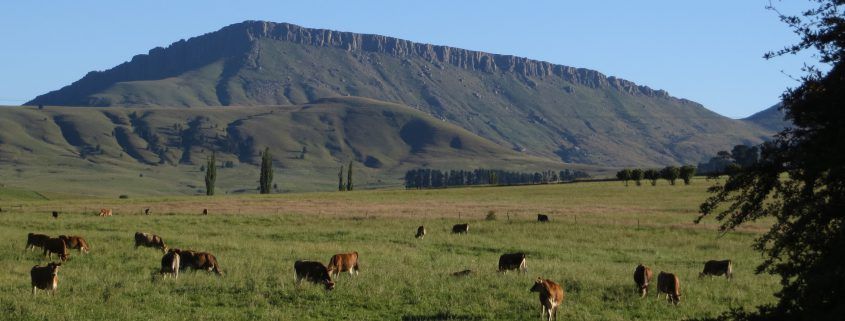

{"left": 0, "top": 180, "right": 778, "bottom": 320}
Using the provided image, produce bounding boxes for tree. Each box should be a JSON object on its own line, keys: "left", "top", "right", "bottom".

{"left": 660, "top": 166, "right": 681, "bottom": 185}
{"left": 616, "top": 169, "right": 632, "bottom": 186}
{"left": 338, "top": 165, "right": 345, "bottom": 191}
{"left": 631, "top": 169, "right": 644, "bottom": 186}
{"left": 259, "top": 147, "right": 273, "bottom": 194}
{"left": 643, "top": 169, "right": 660, "bottom": 186}
{"left": 679, "top": 165, "right": 696, "bottom": 185}
{"left": 346, "top": 161, "right": 353, "bottom": 191}
{"left": 698, "top": 1, "right": 845, "bottom": 320}
{"left": 731, "top": 144, "right": 760, "bottom": 168}
{"left": 300, "top": 146, "right": 307, "bottom": 159}
{"left": 204, "top": 152, "right": 216, "bottom": 196}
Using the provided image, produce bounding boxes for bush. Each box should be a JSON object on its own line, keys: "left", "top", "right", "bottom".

{"left": 118, "top": 195, "right": 129, "bottom": 199}
{"left": 485, "top": 210, "right": 497, "bottom": 221}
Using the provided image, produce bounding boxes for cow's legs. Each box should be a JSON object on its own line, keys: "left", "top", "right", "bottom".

{"left": 32, "top": 287, "right": 36, "bottom": 296}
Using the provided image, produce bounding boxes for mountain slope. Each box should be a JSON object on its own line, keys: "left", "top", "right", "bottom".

{"left": 743, "top": 103, "right": 791, "bottom": 132}
{"left": 26, "top": 20, "right": 773, "bottom": 166}
{"left": 1, "top": 97, "right": 586, "bottom": 196}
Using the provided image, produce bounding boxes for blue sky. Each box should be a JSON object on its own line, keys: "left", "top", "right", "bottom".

{"left": 0, "top": 1, "right": 815, "bottom": 118}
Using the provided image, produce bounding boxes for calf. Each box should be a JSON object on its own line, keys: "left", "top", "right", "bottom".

{"left": 327, "top": 251, "right": 360, "bottom": 278}
{"left": 202, "top": 208, "right": 208, "bottom": 215}
{"left": 498, "top": 253, "right": 527, "bottom": 273}
{"left": 144, "top": 208, "right": 150, "bottom": 215}
{"left": 99, "top": 208, "right": 112, "bottom": 217}
{"left": 415, "top": 226, "right": 426, "bottom": 239}
{"left": 530, "top": 277, "right": 565, "bottom": 321}
{"left": 160, "top": 249, "right": 181, "bottom": 279}
{"left": 30, "top": 262, "right": 62, "bottom": 295}
{"left": 59, "top": 235, "right": 89, "bottom": 254}
{"left": 26, "top": 233, "right": 50, "bottom": 251}
{"left": 657, "top": 271, "right": 681, "bottom": 305}
{"left": 633, "top": 264, "right": 653, "bottom": 298}
{"left": 537, "top": 214, "right": 549, "bottom": 222}
{"left": 452, "top": 223, "right": 469, "bottom": 234}
{"left": 52, "top": 211, "right": 59, "bottom": 219}
{"left": 294, "top": 260, "right": 335, "bottom": 290}
{"left": 700, "top": 260, "right": 733, "bottom": 279}
{"left": 135, "top": 232, "right": 168, "bottom": 252}
{"left": 178, "top": 250, "right": 222, "bottom": 275}
{"left": 42, "top": 237, "right": 68, "bottom": 261}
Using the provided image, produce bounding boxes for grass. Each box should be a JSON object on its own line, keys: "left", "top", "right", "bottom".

{"left": 0, "top": 179, "right": 778, "bottom": 320}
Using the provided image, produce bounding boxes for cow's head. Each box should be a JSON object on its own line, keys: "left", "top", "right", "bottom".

{"left": 324, "top": 279, "right": 335, "bottom": 291}
{"left": 529, "top": 278, "right": 545, "bottom": 293}
{"left": 47, "top": 262, "right": 62, "bottom": 275}
{"left": 161, "top": 243, "right": 169, "bottom": 253}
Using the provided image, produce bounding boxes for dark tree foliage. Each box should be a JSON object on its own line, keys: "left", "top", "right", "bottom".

{"left": 631, "top": 168, "right": 644, "bottom": 186}
{"left": 643, "top": 169, "right": 660, "bottom": 186}
{"left": 346, "top": 161, "right": 353, "bottom": 191}
{"left": 259, "top": 147, "right": 273, "bottom": 194}
{"left": 338, "top": 165, "right": 344, "bottom": 191}
{"left": 660, "top": 166, "right": 681, "bottom": 185}
{"left": 205, "top": 152, "right": 216, "bottom": 196}
{"left": 403, "top": 168, "right": 588, "bottom": 189}
{"left": 698, "top": 1, "right": 845, "bottom": 320}
{"left": 616, "top": 169, "right": 632, "bottom": 186}
{"left": 680, "top": 165, "right": 697, "bottom": 185}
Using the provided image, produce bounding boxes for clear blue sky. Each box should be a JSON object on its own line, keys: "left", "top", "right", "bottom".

{"left": 0, "top": 1, "right": 815, "bottom": 118}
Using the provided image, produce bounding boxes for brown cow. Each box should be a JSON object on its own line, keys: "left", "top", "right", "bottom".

{"left": 498, "top": 253, "right": 527, "bottom": 273}
{"left": 42, "top": 238, "right": 68, "bottom": 261}
{"left": 452, "top": 223, "right": 469, "bottom": 234}
{"left": 30, "top": 262, "right": 62, "bottom": 295}
{"left": 99, "top": 208, "right": 112, "bottom": 217}
{"left": 160, "top": 249, "right": 181, "bottom": 279}
{"left": 530, "top": 277, "right": 565, "bottom": 321}
{"left": 633, "top": 264, "right": 653, "bottom": 298}
{"left": 135, "top": 232, "right": 167, "bottom": 252}
{"left": 59, "top": 235, "right": 90, "bottom": 254}
{"left": 202, "top": 208, "right": 208, "bottom": 215}
{"left": 327, "top": 251, "right": 360, "bottom": 278}
{"left": 294, "top": 260, "right": 335, "bottom": 290}
{"left": 26, "top": 233, "right": 50, "bottom": 251}
{"left": 415, "top": 226, "right": 426, "bottom": 239}
{"left": 657, "top": 271, "right": 681, "bottom": 305}
{"left": 537, "top": 214, "right": 550, "bottom": 222}
{"left": 178, "top": 250, "right": 222, "bottom": 275}
{"left": 700, "top": 260, "right": 733, "bottom": 279}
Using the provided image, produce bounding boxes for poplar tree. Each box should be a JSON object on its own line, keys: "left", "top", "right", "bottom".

{"left": 204, "top": 152, "right": 216, "bottom": 196}
{"left": 259, "top": 147, "right": 273, "bottom": 194}
{"left": 346, "top": 161, "right": 353, "bottom": 191}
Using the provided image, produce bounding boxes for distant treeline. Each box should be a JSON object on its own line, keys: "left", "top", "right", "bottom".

{"left": 615, "top": 165, "right": 696, "bottom": 186}
{"left": 404, "top": 168, "right": 590, "bottom": 189}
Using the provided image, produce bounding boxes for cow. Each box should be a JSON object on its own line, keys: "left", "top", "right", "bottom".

{"left": 52, "top": 211, "right": 59, "bottom": 219}
{"left": 30, "top": 262, "right": 62, "bottom": 295}
{"left": 135, "top": 232, "right": 167, "bottom": 252}
{"left": 327, "top": 251, "right": 360, "bottom": 279}
{"left": 178, "top": 250, "right": 222, "bottom": 275}
{"left": 99, "top": 208, "right": 112, "bottom": 217}
{"left": 530, "top": 277, "right": 565, "bottom": 321}
{"left": 415, "top": 226, "right": 426, "bottom": 239}
{"left": 42, "top": 237, "right": 68, "bottom": 261}
{"left": 59, "top": 235, "right": 90, "bottom": 254}
{"left": 202, "top": 208, "right": 208, "bottom": 215}
{"left": 452, "top": 223, "right": 469, "bottom": 234}
{"left": 657, "top": 271, "right": 681, "bottom": 305}
{"left": 452, "top": 269, "right": 474, "bottom": 277}
{"left": 294, "top": 260, "right": 335, "bottom": 290}
{"left": 498, "top": 253, "right": 528, "bottom": 273}
{"left": 537, "top": 214, "right": 549, "bottom": 222}
{"left": 160, "top": 249, "right": 181, "bottom": 279}
{"left": 633, "top": 264, "right": 654, "bottom": 298}
{"left": 26, "top": 233, "right": 50, "bottom": 251}
{"left": 700, "top": 260, "right": 733, "bottom": 279}
{"left": 144, "top": 208, "right": 150, "bottom": 215}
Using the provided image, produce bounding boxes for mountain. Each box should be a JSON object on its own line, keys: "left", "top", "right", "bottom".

{"left": 743, "top": 103, "right": 791, "bottom": 132}
{"left": 0, "top": 97, "right": 586, "bottom": 196}
{"left": 25, "top": 21, "right": 774, "bottom": 167}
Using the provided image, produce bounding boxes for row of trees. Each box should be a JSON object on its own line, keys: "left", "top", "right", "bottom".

{"left": 204, "top": 147, "right": 275, "bottom": 195}
{"left": 404, "top": 168, "right": 589, "bottom": 189}
{"left": 696, "top": 144, "right": 760, "bottom": 175}
{"left": 615, "top": 165, "right": 696, "bottom": 186}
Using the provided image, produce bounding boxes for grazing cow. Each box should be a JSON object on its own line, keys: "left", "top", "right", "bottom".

{"left": 294, "top": 260, "right": 335, "bottom": 290}
{"left": 415, "top": 226, "right": 426, "bottom": 239}
{"left": 26, "top": 233, "right": 50, "bottom": 251}
{"left": 657, "top": 272, "right": 681, "bottom": 305}
{"left": 144, "top": 208, "right": 150, "bottom": 215}
{"left": 52, "top": 211, "right": 59, "bottom": 219}
{"left": 30, "top": 262, "right": 62, "bottom": 295}
{"left": 327, "top": 251, "right": 360, "bottom": 278}
{"left": 452, "top": 223, "right": 469, "bottom": 234}
{"left": 530, "top": 277, "right": 565, "bottom": 321}
{"left": 99, "top": 208, "right": 112, "bottom": 217}
{"left": 42, "top": 238, "right": 68, "bottom": 261}
{"left": 452, "top": 269, "right": 474, "bottom": 277}
{"left": 160, "top": 249, "right": 181, "bottom": 279}
{"left": 178, "top": 250, "right": 222, "bottom": 275}
{"left": 537, "top": 214, "right": 549, "bottom": 222}
{"left": 59, "top": 235, "right": 89, "bottom": 254}
{"left": 498, "top": 253, "right": 528, "bottom": 273}
{"left": 633, "top": 264, "right": 654, "bottom": 298}
{"left": 700, "top": 260, "right": 733, "bottom": 279}
{"left": 202, "top": 209, "right": 208, "bottom": 215}
{"left": 134, "top": 232, "right": 167, "bottom": 252}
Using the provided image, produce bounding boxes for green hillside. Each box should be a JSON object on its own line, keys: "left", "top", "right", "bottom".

{"left": 26, "top": 21, "right": 774, "bottom": 166}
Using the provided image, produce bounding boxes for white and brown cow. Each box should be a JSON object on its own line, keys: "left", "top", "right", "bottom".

{"left": 415, "top": 226, "right": 426, "bottom": 239}
{"left": 498, "top": 253, "right": 527, "bottom": 273}
{"left": 657, "top": 271, "right": 681, "bottom": 305}
{"left": 327, "top": 251, "right": 360, "bottom": 279}
{"left": 31, "top": 262, "right": 62, "bottom": 295}
{"left": 700, "top": 260, "right": 733, "bottom": 279}
{"left": 59, "top": 235, "right": 89, "bottom": 254}
{"left": 294, "top": 260, "right": 335, "bottom": 290}
{"left": 160, "top": 249, "right": 181, "bottom": 279}
{"left": 634, "top": 264, "right": 654, "bottom": 298}
{"left": 530, "top": 277, "right": 565, "bottom": 321}
{"left": 135, "top": 232, "right": 167, "bottom": 252}
{"left": 99, "top": 208, "right": 112, "bottom": 217}
{"left": 452, "top": 223, "right": 469, "bottom": 234}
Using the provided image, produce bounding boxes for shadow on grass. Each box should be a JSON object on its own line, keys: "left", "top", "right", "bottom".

{"left": 401, "top": 312, "right": 484, "bottom": 321}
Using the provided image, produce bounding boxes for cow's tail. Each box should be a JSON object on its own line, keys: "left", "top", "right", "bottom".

{"left": 80, "top": 238, "right": 90, "bottom": 253}
{"left": 212, "top": 256, "right": 223, "bottom": 276}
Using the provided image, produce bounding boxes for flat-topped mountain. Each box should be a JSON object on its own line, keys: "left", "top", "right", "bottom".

{"left": 25, "top": 20, "right": 773, "bottom": 166}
